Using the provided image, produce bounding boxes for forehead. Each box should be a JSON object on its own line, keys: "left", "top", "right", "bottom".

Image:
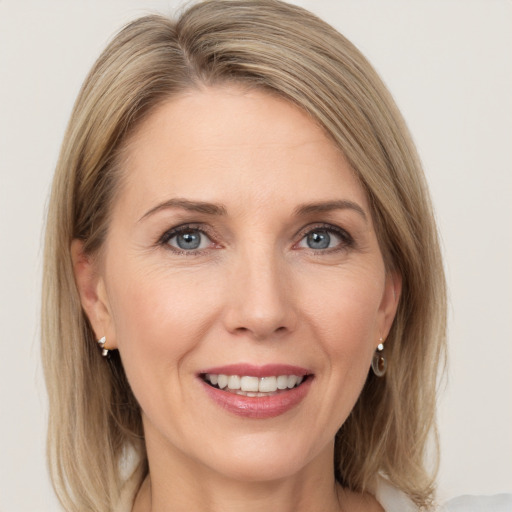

{"left": 116, "top": 85, "right": 369, "bottom": 217}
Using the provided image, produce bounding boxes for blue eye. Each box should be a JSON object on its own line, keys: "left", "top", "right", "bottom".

{"left": 306, "top": 230, "right": 331, "bottom": 249}
{"left": 297, "top": 227, "right": 351, "bottom": 251}
{"left": 165, "top": 228, "right": 212, "bottom": 251}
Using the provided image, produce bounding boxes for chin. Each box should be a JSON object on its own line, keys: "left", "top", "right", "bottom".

{"left": 194, "top": 433, "right": 326, "bottom": 484}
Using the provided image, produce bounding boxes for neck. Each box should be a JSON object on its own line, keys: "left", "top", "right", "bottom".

{"left": 136, "top": 472, "right": 344, "bottom": 512}
{"left": 134, "top": 432, "right": 346, "bottom": 512}
{"left": 132, "top": 418, "right": 384, "bottom": 512}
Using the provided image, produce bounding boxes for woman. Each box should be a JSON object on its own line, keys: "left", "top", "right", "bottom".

{"left": 42, "top": 1, "right": 453, "bottom": 510}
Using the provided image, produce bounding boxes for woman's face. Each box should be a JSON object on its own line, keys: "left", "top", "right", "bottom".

{"left": 78, "top": 86, "right": 400, "bottom": 482}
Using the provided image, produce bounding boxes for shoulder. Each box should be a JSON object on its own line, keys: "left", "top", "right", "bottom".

{"left": 373, "top": 478, "right": 419, "bottom": 511}
{"left": 442, "top": 493, "right": 512, "bottom": 512}
{"left": 374, "top": 477, "right": 512, "bottom": 512}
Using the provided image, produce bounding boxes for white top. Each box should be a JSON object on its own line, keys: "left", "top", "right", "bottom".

{"left": 442, "top": 493, "right": 512, "bottom": 512}
{"left": 116, "top": 473, "right": 512, "bottom": 511}
{"left": 375, "top": 478, "right": 512, "bottom": 511}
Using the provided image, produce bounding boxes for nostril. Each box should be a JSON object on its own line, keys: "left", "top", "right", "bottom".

{"left": 235, "top": 325, "right": 288, "bottom": 337}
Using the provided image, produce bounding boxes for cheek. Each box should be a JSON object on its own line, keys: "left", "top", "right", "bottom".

{"left": 298, "top": 267, "right": 383, "bottom": 403}
{"left": 301, "top": 267, "right": 383, "bottom": 348}
{"left": 109, "top": 259, "right": 217, "bottom": 337}
{"left": 105, "top": 262, "right": 221, "bottom": 395}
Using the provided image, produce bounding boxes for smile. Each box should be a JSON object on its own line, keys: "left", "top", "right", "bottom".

{"left": 202, "top": 373, "right": 305, "bottom": 396}
{"left": 198, "top": 364, "right": 313, "bottom": 418}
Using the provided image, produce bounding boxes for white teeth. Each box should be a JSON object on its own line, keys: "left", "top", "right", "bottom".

{"left": 287, "top": 375, "right": 298, "bottom": 388}
{"left": 227, "top": 375, "right": 241, "bottom": 389}
{"left": 204, "top": 373, "right": 306, "bottom": 393}
{"left": 217, "top": 374, "right": 228, "bottom": 389}
{"left": 240, "top": 376, "right": 259, "bottom": 392}
{"left": 236, "top": 390, "right": 275, "bottom": 397}
{"left": 259, "top": 376, "right": 277, "bottom": 393}
{"left": 276, "top": 375, "right": 288, "bottom": 390}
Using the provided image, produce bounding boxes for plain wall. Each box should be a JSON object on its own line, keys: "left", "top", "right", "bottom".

{"left": 0, "top": 1, "right": 510, "bottom": 510}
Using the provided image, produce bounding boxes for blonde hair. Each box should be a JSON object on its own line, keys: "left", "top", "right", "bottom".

{"left": 42, "top": 1, "right": 446, "bottom": 510}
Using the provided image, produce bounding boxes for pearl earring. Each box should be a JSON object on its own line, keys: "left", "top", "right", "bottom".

{"left": 97, "top": 336, "right": 110, "bottom": 357}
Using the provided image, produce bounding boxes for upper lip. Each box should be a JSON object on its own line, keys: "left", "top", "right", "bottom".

{"left": 198, "top": 363, "right": 311, "bottom": 378}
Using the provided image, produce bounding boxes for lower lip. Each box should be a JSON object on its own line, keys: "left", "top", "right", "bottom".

{"left": 200, "top": 377, "right": 313, "bottom": 419}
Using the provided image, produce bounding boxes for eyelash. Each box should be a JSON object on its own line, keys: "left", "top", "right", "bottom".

{"left": 296, "top": 223, "right": 355, "bottom": 253}
{"left": 157, "top": 223, "right": 354, "bottom": 255}
{"left": 158, "top": 223, "right": 215, "bottom": 256}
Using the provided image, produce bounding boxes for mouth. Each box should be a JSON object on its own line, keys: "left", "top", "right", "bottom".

{"left": 197, "top": 364, "right": 313, "bottom": 418}
{"left": 200, "top": 373, "right": 309, "bottom": 397}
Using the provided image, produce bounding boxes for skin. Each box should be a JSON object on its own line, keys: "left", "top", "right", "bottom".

{"left": 73, "top": 86, "right": 400, "bottom": 512}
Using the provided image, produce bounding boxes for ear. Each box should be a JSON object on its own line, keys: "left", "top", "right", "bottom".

{"left": 71, "top": 239, "right": 118, "bottom": 350}
{"left": 377, "top": 270, "right": 402, "bottom": 342}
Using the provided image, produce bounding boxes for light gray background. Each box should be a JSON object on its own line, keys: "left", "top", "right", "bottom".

{"left": 1, "top": 1, "right": 511, "bottom": 510}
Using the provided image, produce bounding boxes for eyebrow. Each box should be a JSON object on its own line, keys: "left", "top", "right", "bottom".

{"left": 139, "top": 198, "right": 367, "bottom": 223}
{"left": 294, "top": 200, "right": 368, "bottom": 222}
{"left": 139, "top": 198, "right": 228, "bottom": 221}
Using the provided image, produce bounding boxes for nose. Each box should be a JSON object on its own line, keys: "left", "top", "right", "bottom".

{"left": 222, "top": 245, "right": 297, "bottom": 341}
